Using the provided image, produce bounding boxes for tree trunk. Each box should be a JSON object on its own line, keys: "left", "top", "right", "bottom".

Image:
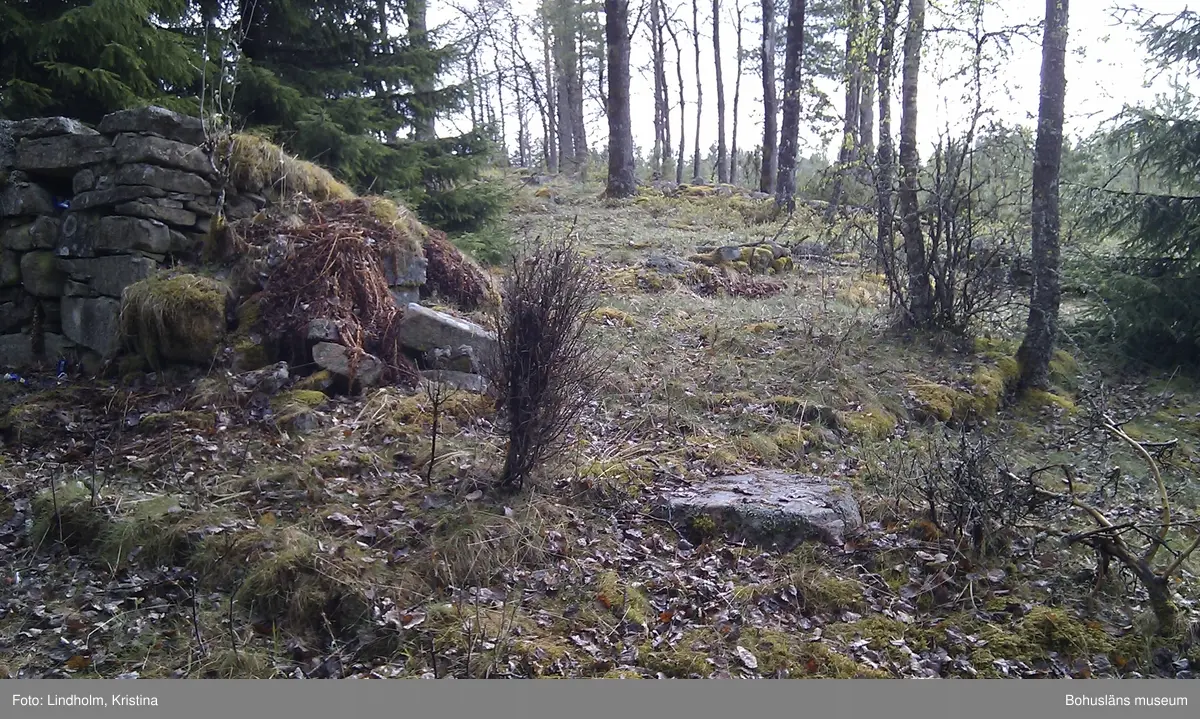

{"left": 775, "top": 0, "right": 806, "bottom": 211}
{"left": 898, "top": 0, "right": 932, "bottom": 326}
{"left": 1017, "top": 0, "right": 1069, "bottom": 390}
{"left": 759, "top": 0, "right": 778, "bottom": 194}
{"left": 651, "top": 0, "right": 666, "bottom": 175}
{"left": 692, "top": 0, "right": 704, "bottom": 181}
{"left": 406, "top": 0, "right": 437, "bottom": 141}
{"left": 669, "top": 21, "right": 687, "bottom": 184}
{"left": 713, "top": 0, "right": 728, "bottom": 183}
{"left": 730, "top": 0, "right": 745, "bottom": 186}
{"left": 859, "top": 0, "right": 879, "bottom": 162}
{"left": 572, "top": 29, "right": 588, "bottom": 177}
{"left": 605, "top": 0, "right": 637, "bottom": 197}
{"left": 543, "top": 14, "right": 559, "bottom": 172}
{"left": 875, "top": 0, "right": 900, "bottom": 272}
{"left": 828, "top": 0, "right": 863, "bottom": 218}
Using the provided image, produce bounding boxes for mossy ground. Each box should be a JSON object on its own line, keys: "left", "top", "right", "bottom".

{"left": 2, "top": 175, "right": 1197, "bottom": 679}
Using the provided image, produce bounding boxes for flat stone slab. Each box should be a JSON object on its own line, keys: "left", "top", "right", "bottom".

{"left": 396, "top": 302, "right": 497, "bottom": 359}
{"left": 655, "top": 470, "right": 863, "bottom": 548}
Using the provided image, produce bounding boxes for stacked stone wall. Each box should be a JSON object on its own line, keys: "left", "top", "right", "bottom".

{"left": 0, "top": 108, "right": 258, "bottom": 371}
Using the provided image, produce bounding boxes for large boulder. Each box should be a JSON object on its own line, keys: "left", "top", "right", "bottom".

{"left": 61, "top": 296, "right": 122, "bottom": 356}
{"left": 113, "top": 199, "right": 197, "bottom": 228}
{"left": 0, "top": 179, "right": 54, "bottom": 217}
{"left": 71, "top": 184, "right": 167, "bottom": 211}
{"left": 98, "top": 106, "right": 207, "bottom": 146}
{"left": 2, "top": 216, "right": 59, "bottom": 250}
{"left": 119, "top": 273, "right": 231, "bottom": 366}
{"left": 0, "top": 290, "right": 34, "bottom": 332}
{"left": 14, "top": 133, "right": 113, "bottom": 176}
{"left": 60, "top": 255, "right": 158, "bottom": 297}
{"left": 20, "top": 251, "right": 66, "bottom": 297}
{"left": 655, "top": 470, "right": 863, "bottom": 548}
{"left": 396, "top": 302, "right": 498, "bottom": 359}
{"left": 57, "top": 214, "right": 172, "bottom": 257}
{"left": 0, "top": 120, "right": 14, "bottom": 175}
{"left": 0, "top": 251, "right": 20, "bottom": 287}
{"left": 10, "top": 117, "right": 97, "bottom": 140}
{"left": 112, "top": 133, "right": 214, "bottom": 178}
{"left": 113, "top": 163, "right": 212, "bottom": 195}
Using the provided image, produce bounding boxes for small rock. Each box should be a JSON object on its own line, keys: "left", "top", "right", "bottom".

{"left": 1, "top": 216, "right": 59, "bottom": 250}
{"left": 235, "top": 362, "right": 290, "bottom": 395}
{"left": 420, "top": 370, "right": 490, "bottom": 394}
{"left": 422, "top": 344, "right": 481, "bottom": 374}
{"left": 307, "top": 318, "right": 341, "bottom": 342}
{"left": 311, "top": 342, "right": 384, "bottom": 386}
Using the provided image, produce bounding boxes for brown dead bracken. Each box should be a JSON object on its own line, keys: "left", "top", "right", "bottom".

{"left": 254, "top": 198, "right": 421, "bottom": 387}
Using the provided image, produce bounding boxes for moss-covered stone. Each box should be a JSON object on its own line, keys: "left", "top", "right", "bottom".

{"left": 770, "top": 256, "right": 794, "bottom": 273}
{"left": 843, "top": 407, "right": 897, "bottom": 439}
{"left": 120, "top": 272, "right": 231, "bottom": 368}
{"left": 1020, "top": 389, "right": 1076, "bottom": 414}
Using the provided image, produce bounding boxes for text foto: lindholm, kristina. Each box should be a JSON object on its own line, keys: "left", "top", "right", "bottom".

{"left": 12, "top": 694, "right": 159, "bottom": 707}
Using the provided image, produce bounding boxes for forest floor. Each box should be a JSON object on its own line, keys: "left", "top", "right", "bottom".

{"left": 1, "top": 178, "right": 1198, "bottom": 679}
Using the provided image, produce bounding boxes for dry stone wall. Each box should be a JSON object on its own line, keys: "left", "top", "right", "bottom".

{"left": 0, "top": 107, "right": 226, "bottom": 371}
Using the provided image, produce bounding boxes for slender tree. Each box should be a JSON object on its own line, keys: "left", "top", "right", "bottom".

{"left": 859, "top": 0, "right": 879, "bottom": 161}
{"left": 650, "top": 0, "right": 669, "bottom": 175}
{"left": 730, "top": 0, "right": 747, "bottom": 185}
{"left": 1017, "top": 0, "right": 1069, "bottom": 389}
{"left": 713, "top": 0, "right": 729, "bottom": 182}
{"left": 605, "top": 0, "right": 637, "bottom": 197}
{"left": 898, "top": 0, "right": 933, "bottom": 326}
{"left": 828, "top": 0, "right": 865, "bottom": 216}
{"left": 542, "top": 9, "right": 560, "bottom": 172}
{"left": 874, "top": 0, "right": 901, "bottom": 271}
{"left": 668, "top": 17, "right": 688, "bottom": 184}
{"left": 692, "top": 0, "right": 705, "bottom": 181}
{"left": 759, "top": 0, "right": 779, "bottom": 193}
{"left": 775, "top": 0, "right": 807, "bottom": 210}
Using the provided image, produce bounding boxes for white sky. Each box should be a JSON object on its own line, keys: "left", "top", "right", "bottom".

{"left": 432, "top": 0, "right": 1195, "bottom": 163}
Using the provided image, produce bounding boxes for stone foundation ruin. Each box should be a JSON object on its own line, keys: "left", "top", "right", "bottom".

{"left": 1, "top": 106, "right": 496, "bottom": 388}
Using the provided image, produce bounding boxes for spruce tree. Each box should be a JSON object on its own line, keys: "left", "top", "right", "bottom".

{"left": 215, "top": 0, "right": 499, "bottom": 232}
{"left": 1084, "top": 9, "right": 1200, "bottom": 364}
{"left": 0, "top": 0, "right": 199, "bottom": 121}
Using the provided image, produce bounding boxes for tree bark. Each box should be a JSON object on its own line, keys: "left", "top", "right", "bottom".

{"left": 650, "top": 0, "right": 667, "bottom": 175}
{"left": 759, "top": 0, "right": 778, "bottom": 194}
{"left": 898, "top": 0, "right": 932, "bottom": 326}
{"left": 859, "top": 0, "right": 879, "bottom": 162}
{"left": 1018, "top": 0, "right": 1069, "bottom": 390}
{"left": 543, "top": 13, "right": 559, "bottom": 172}
{"left": 669, "top": 20, "right": 687, "bottom": 184}
{"left": 827, "top": 0, "right": 863, "bottom": 218}
{"left": 730, "top": 0, "right": 745, "bottom": 185}
{"left": 875, "top": 0, "right": 900, "bottom": 272}
{"left": 406, "top": 0, "right": 438, "bottom": 141}
{"left": 775, "top": 0, "right": 806, "bottom": 211}
{"left": 605, "top": 0, "right": 637, "bottom": 197}
{"left": 691, "top": 0, "right": 704, "bottom": 181}
{"left": 713, "top": 0, "right": 729, "bottom": 183}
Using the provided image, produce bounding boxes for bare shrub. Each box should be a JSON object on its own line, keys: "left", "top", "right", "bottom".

{"left": 489, "top": 236, "right": 607, "bottom": 490}
{"left": 869, "top": 426, "right": 1050, "bottom": 557}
